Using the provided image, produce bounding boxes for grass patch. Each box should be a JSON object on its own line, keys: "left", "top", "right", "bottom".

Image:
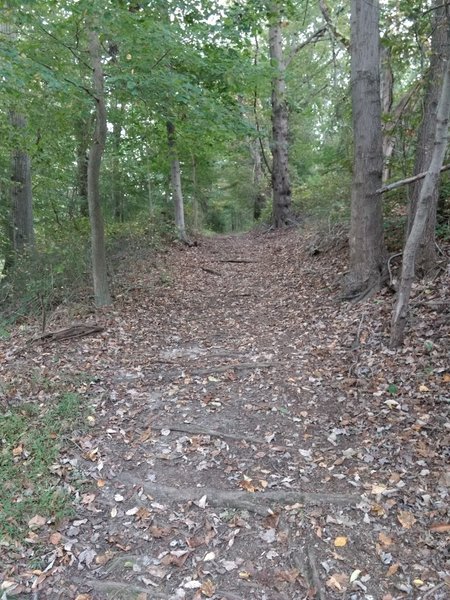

{"left": 0, "top": 392, "right": 84, "bottom": 541}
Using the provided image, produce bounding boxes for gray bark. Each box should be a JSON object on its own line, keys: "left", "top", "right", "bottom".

{"left": 391, "top": 47, "right": 450, "bottom": 347}
{"left": 75, "top": 115, "right": 91, "bottom": 217}
{"left": 87, "top": 27, "right": 112, "bottom": 307}
{"left": 269, "top": 2, "right": 292, "bottom": 228}
{"left": 250, "top": 138, "right": 266, "bottom": 220}
{"left": 10, "top": 111, "right": 35, "bottom": 252}
{"left": 348, "top": 0, "right": 385, "bottom": 298}
{"left": 112, "top": 115, "right": 123, "bottom": 222}
{"left": 166, "top": 121, "right": 187, "bottom": 242}
{"left": 380, "top": 45, "right": 394, "bottom": 182}
{"left": 406, "top": 1, "right": 449, "bottom": 273}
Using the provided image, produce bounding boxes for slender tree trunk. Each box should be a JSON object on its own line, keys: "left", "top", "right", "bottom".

{"left": 391, "top": 51, "right": 450, "bottom": 347}
{"left": 269, "top": 1, "right": 292, "bottom": 228}
{"left": 191, "top": 153, "right": 200, "bottom": 231}
{"left": 250, "top": 138, "right": 266, "bottom": 220}
{"left": 112, "top": 114, "right": 123, "bottom": 222}
{"left": 87, "top": 27, "right": 111, "bottom": 307}
{"left": 166, "top": 121, "right": 187, "bottom": 242}
{"left": 406, "top": 1, "right": 449, "bottom": 273}
{"left": 75, "top": 115, "right": 91, "bottom": 217}
{"left": 380, "top": 45, "right": 394, "bottom": 183}
{"left": 10, "top": 111, "right": 34, "bottom": 253}
{"left": 348, "top": 0, "right": 385, "bottom": 298}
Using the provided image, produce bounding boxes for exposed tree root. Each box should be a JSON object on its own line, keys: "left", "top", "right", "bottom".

{"left": 155, "top": 422, "right": 274, "bottom": 446}
{"left": 74, "top": 577, "right": 167, "bottom": 598}
{"left": 31, "top": 324, "right": 104, "bottom": 344}
{"left": 200, "top": 266, "right": 222, "bottom": 276}
{"left": 191, "top": 361, "right": 275, "bottom": 376}
{"left": 119, "top": 474, "right": 360, "bottom": 515}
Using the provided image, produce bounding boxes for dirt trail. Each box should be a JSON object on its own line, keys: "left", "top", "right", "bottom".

{"left": 2, "top": 230, "right": 449, "bottom": 599}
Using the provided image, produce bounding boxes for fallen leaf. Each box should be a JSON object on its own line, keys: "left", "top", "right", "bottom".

{"left": 397, "top": 510, "right": 416, "bottom": 529}
{"left": 334, "top": 536, "right": 347, "bottom": 547}
{"left": 378, "top": 532, "right": 393, "bottom": 546}
{"left": 28, "top": 515, "right": 46, "bottom": 529}
{"left": 49, "top": 532, "right": 62, "bottom": 545}
{"left": 350, "top": 569, "right": 361, "bottom": 583}
{"left": 326, "top": 573, "right": 348, "bottom": 591}
{"left": 387, "top": 563, "right": 399, "bottom": 576}
{"left": 201, "top": 579, "right": 215, "bottom": 597}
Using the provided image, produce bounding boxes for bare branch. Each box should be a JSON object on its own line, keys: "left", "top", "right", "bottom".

{"left": 319, "top": 0, "right": 350, "bottom": 50}
{"left": 377, "top": 163, "right": 450, "bottom": 194}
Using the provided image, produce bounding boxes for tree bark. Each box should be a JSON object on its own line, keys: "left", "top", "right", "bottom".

{"left": 380, "top": 45, "right": 394, "bottom": 183}
{"left": 391, "top": 48, "right": 450, "bottom": 347}
{"left": 75, "top": 115, "right": 91, "bottom": 218}
{"left": 406, "top": 1, "right": 449, "bottom": 274}
{"left": 87, "top": 27, "right": 112, "bottom": 307}
{"left": 348, "top": 0, "right": 385, "bottom": 298}
{"left": 10, "top": 111, "right": 35, "bottom": 253}
{"left": 166, "top": 120, "right": 187, "bottom": 242}
{"left": 250, "top": 137, "right": 266, "bottom": 220}
{"left": 112, "top": 114, "right": 123, "bottom": 222}
{"left": 269, "top": 1, "right": 292, "bottom": 228}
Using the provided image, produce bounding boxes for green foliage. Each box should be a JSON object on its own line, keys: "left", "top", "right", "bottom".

{"left": 0, "top": 392, "right": 84, "bottom": 540}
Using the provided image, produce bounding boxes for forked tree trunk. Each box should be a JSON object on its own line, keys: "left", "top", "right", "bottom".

{"left": 269, "top": 1, "right": 292, "bottom": 228}
{"left": 87, "top": 27, "right": 111, "bottom": 307}
{"left": 167, "top": 121, "right": 187, "bottom": 242}
{"left": 348, "top": 0, "right": 385, "bottom": 298}
{"left": 10, "top": 111, "right": 34, "bottom": 252}
{"left": 391, "top": 47, "right": 450, "bottom": 347}
{"left": 406, "top": 1, "right": 449, "bottom": 274}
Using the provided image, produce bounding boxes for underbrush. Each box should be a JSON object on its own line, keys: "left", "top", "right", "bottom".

{"left": 0, "top": 391, "right": 86, "bottom": 541}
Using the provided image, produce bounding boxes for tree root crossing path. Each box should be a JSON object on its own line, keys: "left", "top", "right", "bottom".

{"left": 3, "top": 230, "right": 449, "bottom": 599}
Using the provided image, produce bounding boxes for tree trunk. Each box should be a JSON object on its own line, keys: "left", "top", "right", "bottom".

{"left": 406, "top": 1, "right": 449, "bottom": 274}
{"left": 380, "top": 45, "right": 394, "bottom": 183}
{"left": 166, "top": 121, "right": 187, "bottom": 242}
{"left": 75, "top": 115, "right": 91, "bottom": 217}
{"left": 348, "top": 0, "right": 385, "bottom": 298}
{"left": 87, "top": 27, "right": 112, "bottom": 307}
{"left": 191, "top": 153, "right": 200, "bottom": 231}
{"left": 10, "top": 111, "right": 34, "bottom": 253}
{"left": 112, "top": 114, "right": 123, "bottom": 222}
{"left": 391, "top": 49, "right": 450, "bottom": 347}
{"left": 250, "top": 138, "right": 266, "bottom": 220}
{"left": 269, "top": 2, "right": 292, "bottom": 228}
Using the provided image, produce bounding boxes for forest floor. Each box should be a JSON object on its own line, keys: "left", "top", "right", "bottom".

{"left": 1, "top": 228, "right": 449, "bottom": 600}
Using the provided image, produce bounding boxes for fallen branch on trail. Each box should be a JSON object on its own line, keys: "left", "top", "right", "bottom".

{"left": 31, "top": 324, "right": 104, "bottom": 343}
{"left": 120, "top": 474, "right": 360, "bottom": 514}
{"left": 191, "top": 361, "right": 274, "bottom": 376}
{"left": 156, "top": 422, "right": 282, "bottom": 447}
{"left": 219, "top": 258, "right": 256, "bottom": 263}
{"left": 74, "top": 578, "right": 168, "bottom": 598}
{"left": 200, "top": 266, "right": 222, "bottom": 276}
{"left": 377, "top": 163, "right": 450, "bottom": 194}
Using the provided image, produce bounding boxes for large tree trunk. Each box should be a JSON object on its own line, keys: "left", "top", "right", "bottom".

{"left": 406, "top": 1, "right": 449, "bottom": 274}
{"left": 269, "top": 1, "right": 292, "bottom": 228}
{"left": 166, "top": 121, "right": 187, "bottom": 242}
{"left": 10, "top": 111, "right": 35, "bottom": 253}
{"left": 87, "top": 28, "right": 111, "bottom": 307}
{"left": 391, "top": 49, "right": 450, "bottom": 347}
{"left": 348, "top": 0, "right": 385, "bottom": 298}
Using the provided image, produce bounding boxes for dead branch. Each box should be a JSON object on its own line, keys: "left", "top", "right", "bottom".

{"left": 120, "top": 474, "right": 361, "bottom": 514}
{"left": 155, "top": 422, "right": 277, "bottom": 447}
{"left": 31, "top": 324, "right": 104, "bottom": 343}
{"left": 74, "top": 577, "right": 168, "bottom": 598}
{"left": 377, "top": 163, "right": 450, "bottom": 194}
{"left": 219, "top": 259, "right": 256, "bottom": 263}
{"left": 191, "top": 362, "right": 274, "bottom": 376}
{"left": 200, "top": 266, "right": 222, "bottom": 276}
{"left": 319, "top": 0, "right": 350, "bottom": 50}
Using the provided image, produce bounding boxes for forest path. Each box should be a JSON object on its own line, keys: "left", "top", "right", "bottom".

{"left": 3, "top": 229, "right": 449, "bottom": 599}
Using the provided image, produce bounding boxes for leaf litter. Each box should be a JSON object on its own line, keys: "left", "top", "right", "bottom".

{"left": 0, "top": 229, "right": 449, "bottom": 599}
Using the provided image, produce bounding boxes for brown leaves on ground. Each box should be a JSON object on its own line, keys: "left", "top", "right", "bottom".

{"left": 1, "top": 229, "right": 449, "bottom": 599}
